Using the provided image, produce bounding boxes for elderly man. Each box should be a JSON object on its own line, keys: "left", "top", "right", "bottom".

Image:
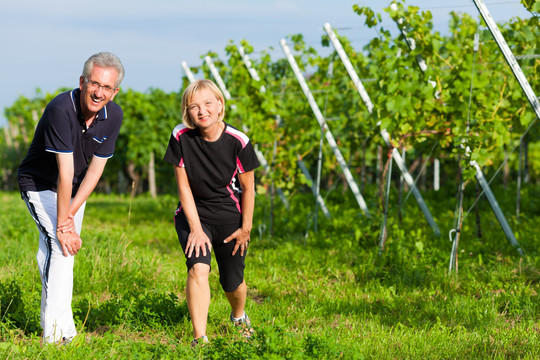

{"left": 18, "top": 52, "right": 125, "bottom": 344}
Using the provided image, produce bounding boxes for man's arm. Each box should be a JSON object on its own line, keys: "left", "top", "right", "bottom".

{"left": 56, "top": 153, "right": 82, "bottom": 256}
{"left": 56, "top": 155, "right": 108, "bottom": 256}
{"left": 69, "top": 156, "right": 108, "bottom": 216}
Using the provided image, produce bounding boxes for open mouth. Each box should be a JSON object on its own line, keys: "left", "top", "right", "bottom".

{"left": 91, "top": 95, "right": 103, "bottom": 104}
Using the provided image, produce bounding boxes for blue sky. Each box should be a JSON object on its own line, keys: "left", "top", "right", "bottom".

{"left": 0, "top": 0, "right": 532, "bottom": 127}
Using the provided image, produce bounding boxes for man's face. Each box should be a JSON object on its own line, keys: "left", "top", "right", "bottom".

{"left": 79, "top": 65, "right": 119, "bottom": 120}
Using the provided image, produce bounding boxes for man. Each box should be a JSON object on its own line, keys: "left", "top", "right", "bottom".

{"left": 17, "top": 52, "right": 125, "bottom": 344}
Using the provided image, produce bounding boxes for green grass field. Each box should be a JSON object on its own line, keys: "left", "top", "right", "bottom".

{"left": 1, "top": 188, "right": 539, "bottom": 359}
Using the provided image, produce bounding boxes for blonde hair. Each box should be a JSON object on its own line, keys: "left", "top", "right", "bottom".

{"left": 181, "top": 79, "right": 225, "bottom": 129}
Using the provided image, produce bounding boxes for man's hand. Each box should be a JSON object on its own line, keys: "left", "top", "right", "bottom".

{"left": 57, "top": 216, "right": 77, "bottom": 234}
{"left": 56, "top": 231, "right": 82, "bottom": 257}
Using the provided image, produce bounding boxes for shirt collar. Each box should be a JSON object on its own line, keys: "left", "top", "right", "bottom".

{"left": 70, "top": 88, "right": 108, "bottom": 125}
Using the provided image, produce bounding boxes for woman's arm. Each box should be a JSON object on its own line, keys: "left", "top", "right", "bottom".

{"left": 223, "top": 170, "right": 255, "bottom": 256}
{"left": 174, "top": 165, "right": 211, "bottom": 258}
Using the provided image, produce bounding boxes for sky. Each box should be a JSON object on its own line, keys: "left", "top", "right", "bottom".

{"left": 0, "top": 0, "right": 533, "bottom": 128}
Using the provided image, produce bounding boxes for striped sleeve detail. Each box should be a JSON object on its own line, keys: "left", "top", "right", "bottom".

{"left": 94, "top": 153, "right": 114, "bottom": 159}
{"left": 225, "top": 126, "right": 249, "bottom": 148}
{"left": 172, "top": 123, "right": 190, "bottom": 140}
{"left": 45, "top": 148, "right": 73, "bottom": 154}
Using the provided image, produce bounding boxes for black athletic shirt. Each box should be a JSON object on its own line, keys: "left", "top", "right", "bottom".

{"left": 18, "top": 88, "right": 123, "bottom": 197}
{"left": 163, "top": 122, "right": 260, "bottom": 225}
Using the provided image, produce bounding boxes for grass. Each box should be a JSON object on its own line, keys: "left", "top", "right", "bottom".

{"left": 0, "top": 185, "right": 539, "bottom": 359}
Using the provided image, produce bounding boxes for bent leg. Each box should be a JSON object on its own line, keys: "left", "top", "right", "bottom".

{"left": 186, "top": 263, "right": 211, "bottom": 339}
{"left": 225, "top": 281, "right": 254, "bottom": 338}
{"left": 225, "top": 281, "right": 247, "bottom": 319}
{"left": 39, "top": 238, "right": 76, "bottom": 342}
{"left": 23, "top": 190, "right": 85, "bottom": 343}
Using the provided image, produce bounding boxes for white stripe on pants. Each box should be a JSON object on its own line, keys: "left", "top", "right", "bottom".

{"left": 22, "top": 190, "right": 85, "bottom": 343}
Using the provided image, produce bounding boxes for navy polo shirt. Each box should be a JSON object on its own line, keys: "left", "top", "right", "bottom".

{"left": 18, "top": 88, "right": 123, "bottom": 197}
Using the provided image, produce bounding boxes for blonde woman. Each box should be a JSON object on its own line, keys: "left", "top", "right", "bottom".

{"left": 164, "top": 79, "right": 260, "bottom": 346}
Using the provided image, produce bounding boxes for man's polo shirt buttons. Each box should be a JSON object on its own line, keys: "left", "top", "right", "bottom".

{"left": 82, "top": 129, "right": 86, "bottom": 133}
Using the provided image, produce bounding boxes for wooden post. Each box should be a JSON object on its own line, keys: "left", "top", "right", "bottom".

{"left": 148, "top": 151, "right": 157, "bottom": 198}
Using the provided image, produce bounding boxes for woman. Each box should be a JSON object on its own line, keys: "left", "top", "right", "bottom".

{"left": 164, "top": 79, "right": 260, "bottom": 346}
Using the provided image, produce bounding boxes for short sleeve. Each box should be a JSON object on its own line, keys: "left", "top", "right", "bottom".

{"left": 43, "top": 105, "right": 73, "bottom": 154}
{"left": 236, "top": 141, "right": 260, "bottom": 173}
{"left": 164, "top": 124, "right": 191, "bottom": 167}
{"left": 163, "top": 133, "right": 184, "bottom": 167}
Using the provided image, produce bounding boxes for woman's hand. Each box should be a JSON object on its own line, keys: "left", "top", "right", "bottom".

{"left": 224, "top": 227, "right": 251, "bottom": 256}
{"left": 186, "top": 228, "right": 212, "bottom": 258}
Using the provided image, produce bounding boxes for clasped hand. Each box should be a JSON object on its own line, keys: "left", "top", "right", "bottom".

{"left": 56, "top": 217, "right": 82, "bottom": 257}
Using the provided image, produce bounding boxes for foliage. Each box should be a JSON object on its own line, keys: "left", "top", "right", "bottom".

{"left": 521, "top": 0, "right": 540, "bottom": 13}
{"left": 354, "top": 0, "right": 539, "bottom": 176}
{"left": 1, "top": 3, "right": 538, "bottom": 198}
{"left": 1, "top": 89, "right": 62, "bottom": 191}
{"left": 106, "top": 88, "right": 182, "bottom": 194}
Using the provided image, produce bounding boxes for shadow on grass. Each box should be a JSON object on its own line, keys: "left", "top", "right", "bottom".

{"left": 74, "top": 291, "right": 188, "bottom": 333}
{"left": 318, "top": 287, "right": 507, "bottom": 332}
{"left": 1, "top": 282, "right": 189, "bottom": 337}
{"left": 0, "top": 279, "right": 41, "bottom": 336}
{"left": 320, "top": 259, "right": 539, "bottom": 331}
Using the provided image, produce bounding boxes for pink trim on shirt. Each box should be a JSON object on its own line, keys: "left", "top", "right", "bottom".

{"left": 173, "top": 124, "right": 190, "bottom": 141}
{"left": 227, "top": 169, "right": 242, "bottom": 213}
{"left": 236, "top": 157, "right": 245, "bottom": 173}
{"left": 174, "top": 206, "right": 182, "bottom": 225}
{"left": 225, "top": 127, "right": 249, "bottom": 148}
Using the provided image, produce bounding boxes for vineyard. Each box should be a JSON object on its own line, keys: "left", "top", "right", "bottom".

{"left": 2, "top": 2, "right": 538, "bottom": 246}
{"left": 1, "top": 0, "right": 540, "bottom": 358}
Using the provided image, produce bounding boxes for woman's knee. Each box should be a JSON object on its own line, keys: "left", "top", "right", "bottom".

{"left": 188, "top": 263, "right": 210, "bottom": 282}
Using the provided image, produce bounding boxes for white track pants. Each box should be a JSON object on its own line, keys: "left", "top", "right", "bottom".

{"left": 22, "top": 190, "right": 85, "bottom": 343}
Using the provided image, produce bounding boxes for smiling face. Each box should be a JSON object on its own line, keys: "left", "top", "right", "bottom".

{"left": 187, "top": 88, "right": 224, "bottom": 132}
{"left": 79, "top": 65, "right": 119, "bottom": 122}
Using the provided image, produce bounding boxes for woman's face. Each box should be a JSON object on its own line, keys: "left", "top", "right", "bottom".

{"left": 187, "top": 88, "right": 223, "bottom": 130}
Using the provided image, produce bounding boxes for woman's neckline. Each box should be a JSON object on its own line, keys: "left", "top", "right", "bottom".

{"left": 200, "top": 121, "right": 226, "bottom": 142}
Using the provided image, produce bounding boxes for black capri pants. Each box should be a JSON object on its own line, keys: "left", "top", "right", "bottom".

{"left": 175, "top": 211, "right": 246, "bottom": 292}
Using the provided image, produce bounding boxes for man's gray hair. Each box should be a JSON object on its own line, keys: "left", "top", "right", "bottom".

{"left": 82, "top": 52, "right": 125, "bottom": 88}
